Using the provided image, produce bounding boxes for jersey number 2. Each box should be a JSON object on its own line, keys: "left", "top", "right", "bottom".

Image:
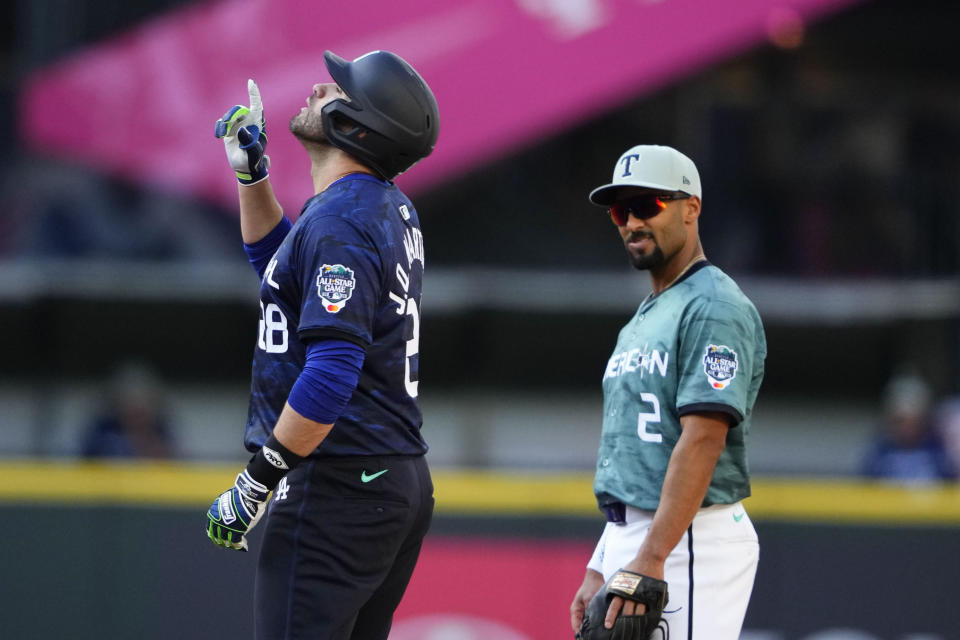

{"left": 404, "top": 298, "right": 420, "bottom": 398}
{"left": 637, "top": 392, "right": 662, "bottom": 443}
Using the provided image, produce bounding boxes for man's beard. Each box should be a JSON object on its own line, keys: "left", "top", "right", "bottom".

{"left": 625, "top": 233, "right": 665, "bottom": 271}
{"left": 289, "top": 109, "right": 327, "bottom": 144}
{"left": 629, "top": 246, "right": 665, "bottom": 270}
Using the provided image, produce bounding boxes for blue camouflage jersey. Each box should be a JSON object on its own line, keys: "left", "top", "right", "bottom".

{"left": 244, "top": 173, "right": 427, "bottom": 457}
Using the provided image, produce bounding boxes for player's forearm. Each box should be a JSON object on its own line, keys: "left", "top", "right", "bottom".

{"left": 274, "top": 339, "right": 362, "bottom": 456}
{"left": 634, "top": 414, "right": 728, "bottom": 567}
{"left": 239, "top": 180, "right": 285, "bottom": 244}
{"left": 272, "top": 402, "right": 335, "bottom": 457}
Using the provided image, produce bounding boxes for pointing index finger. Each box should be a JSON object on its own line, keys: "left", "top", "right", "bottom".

{"left": 247, "top": 78, "right": 263, "bottom": 122}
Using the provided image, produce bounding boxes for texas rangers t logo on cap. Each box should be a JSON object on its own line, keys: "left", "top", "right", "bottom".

{"left": 620, "top": 153, "right": 641, "bottom": 177}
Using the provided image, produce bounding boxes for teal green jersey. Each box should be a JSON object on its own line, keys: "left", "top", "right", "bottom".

{"left": 593, "top": 262, "right": 766, "bottom": 511}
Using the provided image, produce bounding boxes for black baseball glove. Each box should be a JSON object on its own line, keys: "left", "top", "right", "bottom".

{"left": 575, "top": 569, "right": 669, "bottom": 640}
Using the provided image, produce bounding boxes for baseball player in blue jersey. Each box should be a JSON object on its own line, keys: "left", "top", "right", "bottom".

{"left": 204, "top": 50, "right": 438, "bottom": 640}
{"left": 571, "top": 146, "right": 766, "bottom": 640}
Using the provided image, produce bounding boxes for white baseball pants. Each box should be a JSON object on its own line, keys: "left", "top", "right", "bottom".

{"left": 588, "top": 502, "right": 759, "bottom": 640}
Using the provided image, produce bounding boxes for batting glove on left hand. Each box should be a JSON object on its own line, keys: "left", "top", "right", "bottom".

{"left": 215, "top": 79, "right": 270, "bottom": 185}
{"left": 206, "top": 470, "right": 269, "bottom": 551}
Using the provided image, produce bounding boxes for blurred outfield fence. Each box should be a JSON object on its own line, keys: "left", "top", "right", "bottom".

{"left": 1, "top": 461, "right": 958, "bottom": 639}
{"left": 3, "top": 461, "right": 960, "bottom": 523}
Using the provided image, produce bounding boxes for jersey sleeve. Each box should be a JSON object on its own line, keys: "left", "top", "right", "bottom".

{"left": 294, "top": 214, "right": 382, "bottom": 348}
{"left": 244, "top": 216, "right": 293, "bottom": 279}
{"left": 676, "top": 297, "right": 760, "bottom": 425}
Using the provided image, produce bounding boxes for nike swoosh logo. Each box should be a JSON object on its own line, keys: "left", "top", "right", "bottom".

{"left": 733, "top": 512, "right": 745, "bottom": 522}
{"left": 361, "top": 469, "right": 389, "bottom": 483}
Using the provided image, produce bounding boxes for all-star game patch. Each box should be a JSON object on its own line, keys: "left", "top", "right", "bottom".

{"left": 703, "top": 344, "right": 738, "bottom": 390}
{"left": 316, "top": 264, "right": 356, "bottom": 313}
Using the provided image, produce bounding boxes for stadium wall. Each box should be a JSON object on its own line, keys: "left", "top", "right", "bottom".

{"left": 1, "top": 463, "right": 957, "bottom": 639}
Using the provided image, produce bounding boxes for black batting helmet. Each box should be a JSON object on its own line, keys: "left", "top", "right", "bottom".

{"left": 322, "top": 50, "right": 439, "bottom": 180}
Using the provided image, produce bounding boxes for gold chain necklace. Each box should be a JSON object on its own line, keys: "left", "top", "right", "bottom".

{"left": 643, "top": 253, "right": 706, "bottom": 306}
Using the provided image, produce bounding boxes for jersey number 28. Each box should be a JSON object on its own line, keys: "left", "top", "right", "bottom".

{"left": 258, "top": 301, "right": 288, "bottom": 354}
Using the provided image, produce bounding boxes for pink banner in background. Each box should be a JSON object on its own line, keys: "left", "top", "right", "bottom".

{"left": 20, "top": 0, "right": 863, "bottom": 215}
{"left": 391, "top": 536, "right": 595, "bottom": 640}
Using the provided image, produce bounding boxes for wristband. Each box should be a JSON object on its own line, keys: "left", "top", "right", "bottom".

{"left": 246, "top": 434, "right": 303, "bottom": 490}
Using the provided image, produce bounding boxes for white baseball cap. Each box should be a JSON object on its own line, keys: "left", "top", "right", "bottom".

{"left": 589, "top": 145, "right": 701, "bottom": 206}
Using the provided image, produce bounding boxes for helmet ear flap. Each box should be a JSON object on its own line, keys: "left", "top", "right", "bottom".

{"left": 328, "top": 111, "right": 362, "bottom": 136}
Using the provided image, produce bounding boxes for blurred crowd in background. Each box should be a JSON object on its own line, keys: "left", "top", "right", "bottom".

{"left": 1, "top": 0, "right": 959, "bottom": 482}
{"left": 71, "top": 360, "right": 960, "bottom": 486}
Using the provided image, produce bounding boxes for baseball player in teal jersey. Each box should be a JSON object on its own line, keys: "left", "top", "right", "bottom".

{"left": 570, "top": 145, "right": 766, "bottom": 640}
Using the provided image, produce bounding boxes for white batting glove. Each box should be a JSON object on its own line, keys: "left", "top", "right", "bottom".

{"left": 214, "top": 79, "right": 270, "bottom": 185}
{"left": 206, "top": 470, "right": 269, "bottom": 551}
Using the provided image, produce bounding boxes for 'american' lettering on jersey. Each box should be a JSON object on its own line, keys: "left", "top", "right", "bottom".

{"left": 603, "top": 347, "right": 669, "bottom": 380}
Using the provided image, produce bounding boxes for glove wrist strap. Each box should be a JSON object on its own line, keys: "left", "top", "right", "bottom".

{"left": 237, "top": 167, "right": 269, "bottom": 185}
{"left": 246, "top": 434, "right": 303, "bottom": 491}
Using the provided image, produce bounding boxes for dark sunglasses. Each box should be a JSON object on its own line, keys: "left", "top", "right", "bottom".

{"left": 609, "top": 192, "right": 690, "bottom": 226}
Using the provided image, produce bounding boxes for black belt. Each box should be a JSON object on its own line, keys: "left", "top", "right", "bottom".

{"left": 602, "top": 502, "right": 626, "bottom": 524}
